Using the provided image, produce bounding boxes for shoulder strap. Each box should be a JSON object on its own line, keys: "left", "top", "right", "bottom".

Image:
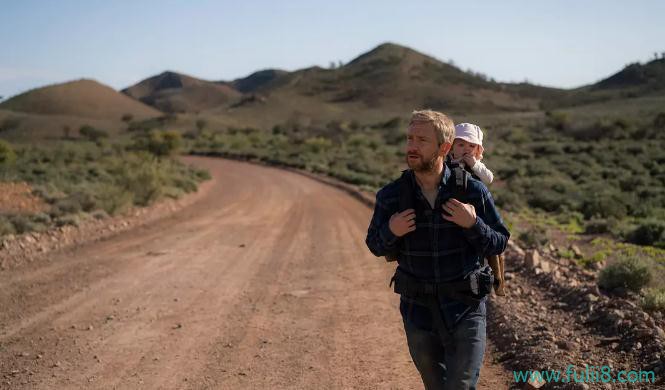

{"left": 451, "top": 164, "right": 469, "bottom": 203}
{"left": 383, "top": 171, "right": 414, "bottom": 263}
{"left": 398, "top": 170, "right": 414, "bottom": 212}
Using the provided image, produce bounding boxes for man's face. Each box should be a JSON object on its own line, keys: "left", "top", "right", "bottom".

{"left": 406, "top": 122, "right": 449, "bottom": 172}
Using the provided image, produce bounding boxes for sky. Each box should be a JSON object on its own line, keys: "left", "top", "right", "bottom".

{"left": 1, "top": 0, "right": 664, "bottom": 99}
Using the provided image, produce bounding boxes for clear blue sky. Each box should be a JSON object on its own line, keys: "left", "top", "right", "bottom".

{"left": 2, "top": 0, "right": 664, "bottom": 99}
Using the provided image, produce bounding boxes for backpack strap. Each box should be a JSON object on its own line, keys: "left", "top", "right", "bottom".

{"left": 452, "top": 162, "right": 469, "bottom": 202}
{"left": 384, "top": 170, "right": 415, "bottom": 262}
{"left": 398, "top": 169, "right": 415, "bottom": 212}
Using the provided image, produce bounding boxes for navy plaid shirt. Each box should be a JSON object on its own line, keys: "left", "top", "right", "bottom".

{"left": 366, "top": 164, "right": 509, "bottom": 278}
{"left": 365, "top": 164, "right": 510, "bottom": 329}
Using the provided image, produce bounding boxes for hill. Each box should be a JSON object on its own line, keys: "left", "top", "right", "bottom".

{"left": 593, "top": 57, "right": 665, "bottom": 92}
{"left": 231, "top": 69, "right": 288, "bottom": 93}
{"left": 123, "top": 43, "right": 564, "bottom": 128}
{"left": 0, "top": 79, "right": 160, "bottom": 121}
{"left": 122, "top": 71, "right": 242, "bottom": 113}
{"left": 545, "top": 57, "right": 665, "bottom": 108}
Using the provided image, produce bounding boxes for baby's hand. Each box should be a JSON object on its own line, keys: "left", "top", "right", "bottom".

{"left": 462, "top": 153, "right": 477, "bottom": 168}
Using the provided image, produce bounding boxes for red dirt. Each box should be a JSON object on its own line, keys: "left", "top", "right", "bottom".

{"left": 0, "top": 182, "right": 48, "bottom": 215}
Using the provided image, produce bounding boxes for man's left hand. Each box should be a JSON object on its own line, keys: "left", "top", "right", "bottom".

{"left": 442, "top": 198, "right": 477, "bottom": 228}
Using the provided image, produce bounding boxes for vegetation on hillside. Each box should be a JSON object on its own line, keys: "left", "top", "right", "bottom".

{"left": 183, "top": 110, "right": 665, "bottom": 252}
{"left": 0, "top": 137, "right": 209, "bottom": 236}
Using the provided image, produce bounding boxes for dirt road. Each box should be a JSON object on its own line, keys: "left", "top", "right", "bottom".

{"left": 0, "top": 157, "right": 510, "bottom": 389}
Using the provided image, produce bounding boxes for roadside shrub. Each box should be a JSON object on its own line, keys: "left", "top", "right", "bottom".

{"left": 55, "top": 214, "right": 81, "bottom": 227}
{"left": 0, "top": 117, "right": 21, "bottom": 133}
{"left": 584, "top": 218, "right": 618, "bottom": 234}
{"left": 0, "top": 217, "right": 15, "bottom": 235}
{"left": 79, "top": 125, "right": 109, "bottom": 142}
{"left": 115, "top": 155, "right": 164, "bottom": 206}
{"left": 91, "top": 209, "right": 109, "bottom": 220}
{"left": 52, "top": 196, "right": 83, "bottom": 216}
{"left": 654, "top": 112, "right": 665, "bottom": 129}
{"left": 132, "top": 130, "right": 182, "bottom": 157}
{"left": 31, "top": 213, "right": 52, "bottom": 225}
{"left": 94, "top": 185, "right": 133, "bottom": 215}
{"left": 194, "top": 168, "right": 211, "bottom": 181}
{"left": 580, "top": 191, "right": 628, "bottom": 219}
{"left": 517, "top": 226, "right": 549, "bottom": 248}
{"left": 0, "top": 140, "right": 16, "bottom": 165}
{"left": 598, "top": 256, "right": 652, "bottom": 292}
{"left": 624, "top": 219, "right": 665, "bottom": 248}
{"left": 7, "top": 214, "right": 39, "bottom": 234}
{"left": 642, "top": 288, "right": 665, "bottom": 312}
{"left": 545, "top": 111, "right": 570, "bottom": 131}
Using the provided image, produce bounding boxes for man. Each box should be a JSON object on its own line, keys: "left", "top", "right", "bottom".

{"left": 365, "top": 110, "right": 509, "bottom": 389}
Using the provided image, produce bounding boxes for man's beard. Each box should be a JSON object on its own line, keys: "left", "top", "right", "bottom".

{"left": 406, "top": 150, "right": 439, "bottom": 172}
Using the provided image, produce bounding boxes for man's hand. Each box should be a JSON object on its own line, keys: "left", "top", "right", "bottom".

{"left": 442, "top": 199, "right": 477, "bottom": 228}
{"left": 389, "top": 209, "right": 416, "bottom": 237}
{"left": 462, "top": 153, "right": 477, "bottom": 168}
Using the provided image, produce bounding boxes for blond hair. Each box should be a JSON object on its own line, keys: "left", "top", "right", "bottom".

{"left": 409, "top": 109, "right": 455, "bottom": 145}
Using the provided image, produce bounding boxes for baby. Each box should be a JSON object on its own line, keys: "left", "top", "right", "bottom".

{"left": 449, "top": 122, "right": 493, "bottom": 186}
{"left": 449, "top": 123, "right": 505, "bottom": 296}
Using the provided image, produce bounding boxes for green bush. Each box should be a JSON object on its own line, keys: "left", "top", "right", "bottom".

{"left": 7, "top": 214, "right": 40, "bottom": 234}
{"left": 91, "top": 209, "right": 109, "bottom": 220}
{"left": 0, "top": 140, "right": 16, "bottom": 165}
{"left": 598, "top": 257, "right": 652, "bottom": 292}
{"left": 580, "top": 192, "right": 629, "bottom": 219}
{"left": 641, "top": 288, "right": 665, "bottom": 312}
{"left": 79, "top": 125, "right": 109, "bottom": 142}
{"left": 624, "top": 219, "right": 665, "bottom": 248}
{"left": 517, "top": 226, "right": 549, "bottom": 248}
{"left": 545, "top": 111, "right": 570, "bottom": 131}
{"left": 654, "top": 112, "right": 665, "bottom": 129}
{"left": 0, "top": 217, "right": 15, "bottom": 235}
{"left": 94, "top": 185, "right": 133, "bottom": 215}
{"left": 55, "top": 214, "right": 81, "bottom": 227}
{"left": 0, "top": 117, "right": 21, "bottom": 133}
{"left": 132, "top": 130, "right": 182, "bottom": 157}
{"left": 584, "top": 218, "right": 618, "bottom": 234}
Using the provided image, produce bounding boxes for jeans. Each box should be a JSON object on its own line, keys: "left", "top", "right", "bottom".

{"left": 400, "top": 298, "right": 486, "bottom": 390}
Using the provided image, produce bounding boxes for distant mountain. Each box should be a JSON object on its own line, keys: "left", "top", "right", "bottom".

{"left": 4, "top": 43, "right": 663, "bottom": 133}
{"left": 271, "top": 42, "right": 560, "bottom": 111}
{"left": 545, "top": 57, "right": 665, "bottom": 108}
{"left": 122, "top": 71, "right": 241, "bottom": 113}
{"left": 121, "top": 43, "right": 564, "bottom": 123}
{"left": 593, "top": 58, "right": 665, "bottom": 93}
{"left": 231, "top": 69, "right": 288, "bottom": 93}
{"left": 0, "top": 79, "right": 160, "bottom": 121}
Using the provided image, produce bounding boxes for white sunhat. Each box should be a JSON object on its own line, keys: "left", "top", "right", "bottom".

{"left": 454, "top": 123, "right": 484, "bottom": 159}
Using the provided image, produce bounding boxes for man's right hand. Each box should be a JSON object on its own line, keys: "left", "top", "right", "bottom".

{"left": 389, "top": 209, "right": 416, "bottom": 237}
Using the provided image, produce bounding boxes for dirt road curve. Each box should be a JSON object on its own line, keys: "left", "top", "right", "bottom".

{"left": 0, "top": 157, "right": 510, "bottom": 389}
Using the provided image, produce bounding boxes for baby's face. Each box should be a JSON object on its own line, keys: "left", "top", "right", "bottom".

{"left": 451, "top": 138, "right": 479, "bottom": 160}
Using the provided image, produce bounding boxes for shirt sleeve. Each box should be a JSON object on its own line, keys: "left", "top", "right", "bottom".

{"left": 365, "top": 189, "right": 399, "bottom": 257}
{"left": 462, "top": 186, "right": 509, "bottom": 257}
{"left": 471, "top": 160, "right": 494, "bottom": 185}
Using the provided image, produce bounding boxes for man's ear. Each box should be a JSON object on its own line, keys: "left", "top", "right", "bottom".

{"left": 439, "top": 142, "right": 452, "bottom": 157}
